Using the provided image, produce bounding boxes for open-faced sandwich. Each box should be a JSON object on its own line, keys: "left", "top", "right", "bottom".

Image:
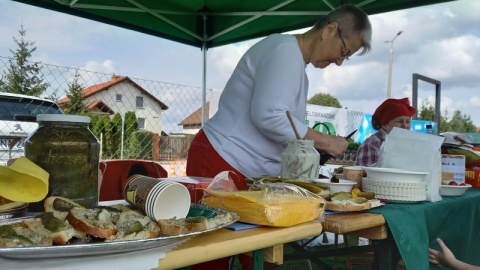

{"left": 326, "top": 190, "right": 381, "bottom": 212}
{"left": 1, "top": 196, "right": 236, "bottom": 247}
{"left": 0, "top": 196, "right": 162, "bottom": 247}
{"left": 157, "top": 211, "right": 234, "bottom": 236}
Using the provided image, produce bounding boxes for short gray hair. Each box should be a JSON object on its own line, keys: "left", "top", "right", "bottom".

{"left": 313, "top": 4, "right": 372, "bottom": 55}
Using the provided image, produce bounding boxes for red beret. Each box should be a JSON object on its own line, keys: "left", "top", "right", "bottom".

{"left": 372, "top": 98, "right": 417, "bottom": 127}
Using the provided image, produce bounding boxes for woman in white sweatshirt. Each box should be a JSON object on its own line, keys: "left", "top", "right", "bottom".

{"left": 187, "top": 4, "right": 373, "bottom": 269}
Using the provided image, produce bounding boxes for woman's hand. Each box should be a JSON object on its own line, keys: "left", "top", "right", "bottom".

{"left": 305, "top": 128, "right": 348, "bottom": 157}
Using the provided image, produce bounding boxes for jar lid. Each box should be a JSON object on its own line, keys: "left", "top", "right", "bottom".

{"left": 36, "top": 114, "right": 90, "bottom": 123}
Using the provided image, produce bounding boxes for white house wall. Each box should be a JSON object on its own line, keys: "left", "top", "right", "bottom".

{"left": 82, "top": 82, "right": 163, "bottom": 134}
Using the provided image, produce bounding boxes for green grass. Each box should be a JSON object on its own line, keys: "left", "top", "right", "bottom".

{"left": 231, "top": 235, "right": 406, "bottom": 270}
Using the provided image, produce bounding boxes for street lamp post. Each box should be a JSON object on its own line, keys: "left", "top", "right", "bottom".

{"left": 385, "top": 31, "right": 403, "bottom": 99}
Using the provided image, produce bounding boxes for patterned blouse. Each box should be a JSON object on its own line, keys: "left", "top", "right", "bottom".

{"left": 354, "top": 129, "right": 387, "bottom": 167}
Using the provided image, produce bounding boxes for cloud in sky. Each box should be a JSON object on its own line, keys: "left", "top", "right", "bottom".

{"left": 0, "top": 0, "right": 479, "bottom": 126}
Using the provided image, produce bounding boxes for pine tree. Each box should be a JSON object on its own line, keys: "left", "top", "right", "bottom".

{"left": 0, "top": 24, "right": 48, "bottom": 96}
{"left": 63, "top": 71, "right": 88, "bottom": 114}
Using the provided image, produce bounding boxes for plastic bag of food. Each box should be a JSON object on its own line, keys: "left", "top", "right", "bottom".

{"left": 202, "top": 174, "right": 325, "bottom": 227}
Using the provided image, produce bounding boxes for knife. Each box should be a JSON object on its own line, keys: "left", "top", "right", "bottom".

{"left": 345, "top": 129, "right": 358, "bottom": 140}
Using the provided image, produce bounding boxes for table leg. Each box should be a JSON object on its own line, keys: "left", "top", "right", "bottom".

{"left": 372, "top": 230, "right": 400, "bottom": 270}
{"left": 252, "top": 249, "right": 264, "bottom": 270}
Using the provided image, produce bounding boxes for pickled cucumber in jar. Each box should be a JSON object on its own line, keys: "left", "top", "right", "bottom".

{"left": 25, "top": 114, "right": 100, "bottom": 211}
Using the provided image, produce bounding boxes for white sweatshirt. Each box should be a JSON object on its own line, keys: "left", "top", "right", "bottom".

{"left": 203, "top": 34, "right": 309, "bottom": 178}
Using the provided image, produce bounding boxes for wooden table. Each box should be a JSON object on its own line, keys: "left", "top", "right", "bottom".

{"left": 284, "top": 212, "right": 394, "bottom": 270}
{"left": 322, "top": 212, "right": 387, "bottom": 240}
{"left": 152, "top": 220, "right": 323, "bottom": 270}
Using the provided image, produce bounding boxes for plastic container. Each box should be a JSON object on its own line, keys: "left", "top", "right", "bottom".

{"left": 281, "top": 140, "right": 320, "bottom": 182}
{"left": 25, "top": 114, "right": 100, "bottom": 211}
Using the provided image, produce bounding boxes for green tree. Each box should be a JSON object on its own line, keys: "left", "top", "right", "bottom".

{"left": 124, "top": 111, "right": 139, "bottom": 140}
{"left": 307, "top": 93, "right": 342, "bottom": 108}
{"left": 418, "top": 100, "right": 435, "bottom": 121}
{"left": 0, "top": 24, "right": 48, "bottom": 96}
{"left": 449, "top": 110, "right": 476, "bottom": 133}
{"left": 63, "top": 71, "right": 88, "bottom": 114}
{"left": 418, "top": 101, "right": 475, "bottom": 133}
{"left": 45, "top": 89, "right": 61, "bottom": 102}
{"left": 124, "top": 130, "right": 154, "bottom": 159}
{"left": 92, "top": 115, "right": 113, "bottom": 159}
{"left": 109, "top": 113, "right": 123, "bottom": 159}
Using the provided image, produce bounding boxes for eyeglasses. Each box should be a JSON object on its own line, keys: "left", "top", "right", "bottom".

{"left": 337, "top": 28, "right": 350, "bottom": 61}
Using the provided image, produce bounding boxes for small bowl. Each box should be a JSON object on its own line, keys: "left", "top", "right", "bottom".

{"left": 440, "top": 184, "right": 471, "bottom": 196}
{"left": 313, "top": 179, "right": 356, "bottom": 194}
{"left": 363, "top": 167, "right": 429, "bottom": 182}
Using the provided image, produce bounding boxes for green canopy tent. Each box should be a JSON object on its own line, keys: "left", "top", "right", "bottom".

{"left": 12, "top": 0, "right": 456, "bottom": 124}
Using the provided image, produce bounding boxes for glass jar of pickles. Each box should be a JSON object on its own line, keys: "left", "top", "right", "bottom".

{"left": 25, "top": 114, "right": 100, "bottom": 211}
{"left": 281, "top": 140, "right": 320, "bottom": 182}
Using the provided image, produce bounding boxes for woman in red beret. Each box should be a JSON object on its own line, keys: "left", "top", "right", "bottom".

{"left": 354, "top": 97, "right": 416, "bottom": 167}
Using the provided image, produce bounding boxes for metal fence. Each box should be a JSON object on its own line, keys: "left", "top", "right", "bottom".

{"left": 0, "top": 56, "right": 208, "bottom": 169}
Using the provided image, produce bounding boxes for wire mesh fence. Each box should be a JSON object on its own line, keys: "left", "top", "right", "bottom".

{"left": 0, "top": 56, "right": 208, "bottom": 170}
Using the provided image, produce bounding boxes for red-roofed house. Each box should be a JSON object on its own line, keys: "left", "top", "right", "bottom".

{"left": 57, "top": 75, "right": 168, "bottom": 135}
{"left": 178, "top": 102, "right": 210, "bottom": 134}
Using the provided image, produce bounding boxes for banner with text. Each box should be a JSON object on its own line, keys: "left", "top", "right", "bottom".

{"left": 305, "top": 104, "right": 364, "bottom": 142}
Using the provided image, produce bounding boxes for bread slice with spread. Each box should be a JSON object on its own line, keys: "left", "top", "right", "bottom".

{"left": 67, "top": 207, "right": 119, "bottom": 239}
{"left": 0, "top": 223, "right": 53, "bottom": 247}
{"left": 326, "top": 191, "right": 380, "bottom": 212}
{"left": 158, "top": 211, "right": 234, "bottom": 236}
{"left": 20, "top": 196, "right": 88, "bottom": 244}
{"left": 106, "top": 210, "right": 160, "bottom": 242}
{"left": 22, "top": 212, "right": 87, "bottom": 244}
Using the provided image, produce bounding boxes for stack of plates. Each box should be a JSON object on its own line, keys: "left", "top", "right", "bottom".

{"left": 362, "top": 167, "right": 429, "bottom": 202}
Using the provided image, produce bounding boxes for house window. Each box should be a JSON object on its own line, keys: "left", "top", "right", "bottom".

{"left": 138, "top": 117, "right": 145, "bottom": 129}
{"left": 136, "top": 96, "right": 144, "bottom": 108}
{"left": 116, "top": 94, "right": 122, "bottom": 102}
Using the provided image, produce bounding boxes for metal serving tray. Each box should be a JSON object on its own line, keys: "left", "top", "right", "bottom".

{"left": 0, "top": 204, "right": 238, "bottom": 259}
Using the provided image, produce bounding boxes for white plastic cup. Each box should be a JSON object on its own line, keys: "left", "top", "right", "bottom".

{"left": 123, "top": 174, "right": 191, "bottom": 221}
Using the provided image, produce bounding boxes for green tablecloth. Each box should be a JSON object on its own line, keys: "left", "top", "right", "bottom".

{"left": 368, "top": 188, "right": 480, "bottom": 269}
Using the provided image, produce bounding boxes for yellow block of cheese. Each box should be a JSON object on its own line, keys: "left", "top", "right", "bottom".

{"left": 202, "top": 190, "right": 325, "bottom": 227}
{"left": 0, "top": 157, "right": 49, "bottom": 202}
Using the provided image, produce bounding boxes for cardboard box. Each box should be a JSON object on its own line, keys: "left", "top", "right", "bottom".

{"left": 441, "top": 154, "right": 465, "bottom": 184}
{"left": 162, "top": 176, "right": 213, "bottom": 203}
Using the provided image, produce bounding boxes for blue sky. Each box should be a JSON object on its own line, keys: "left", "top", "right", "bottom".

{"left": 1, "top": 0, "right": 479, "bottom": 125}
